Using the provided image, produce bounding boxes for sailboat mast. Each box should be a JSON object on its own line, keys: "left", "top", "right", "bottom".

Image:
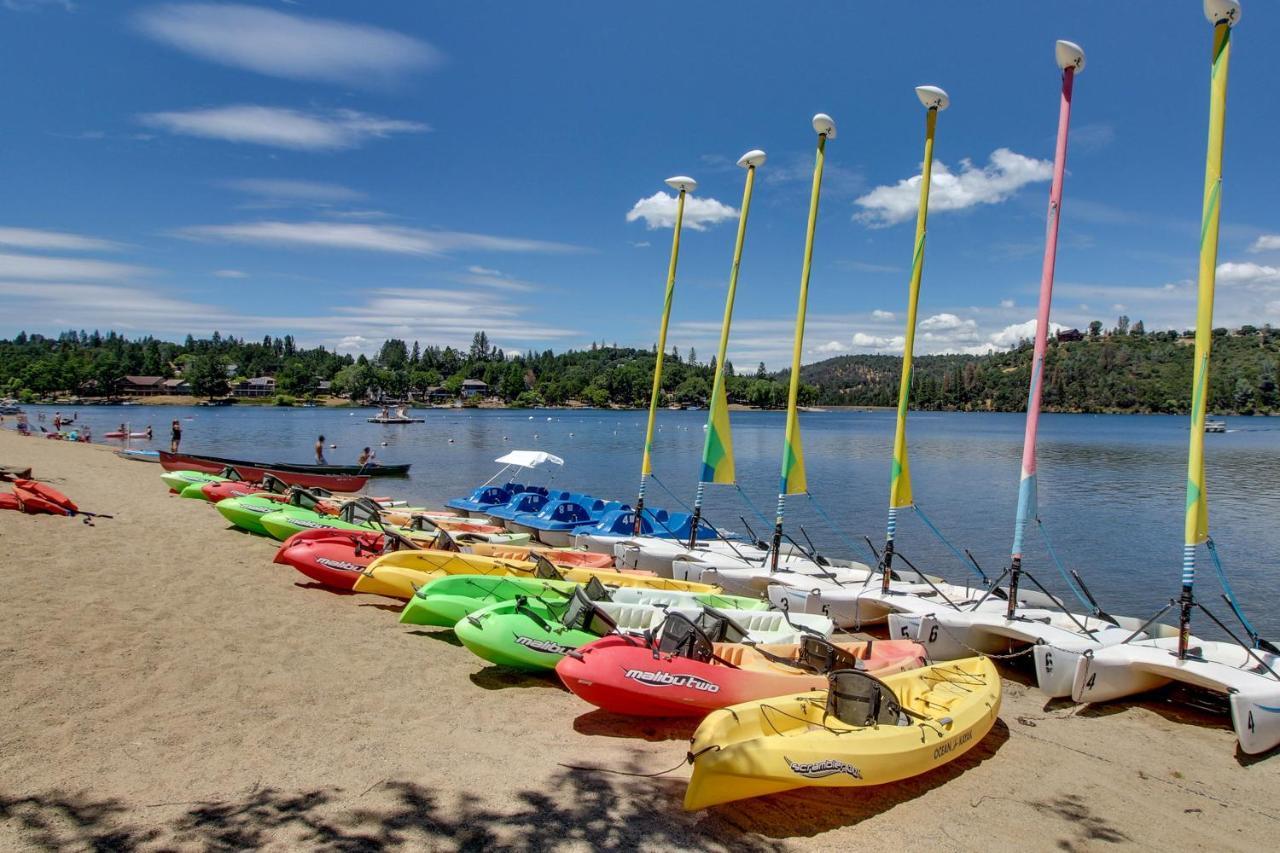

{"left": 1006, "top": 41, "right": 1085, "bottom": 618}
{"left": 689, "top": 150, "right": 766, "bottom": 549}
{"left": 1179, "top": 0, "right": 1239, "bottom": 658}
{"left": 634, "top": 176, "right": 697, "bottom": 534}
{"left": 770, "top": 114, "right": 835, "bottom": 569}
{"left": 881, "top": 86, "right": 947, "bottom": 592}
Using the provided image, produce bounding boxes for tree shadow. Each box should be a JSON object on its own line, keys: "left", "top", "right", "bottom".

{"left": 1, "top": 769, "right": 789, "bottom": 851}
{"left": 695, "top": 718, "right": 1012, "bottom": 838}
{"left": 1028, "top": 792, "right": 1131, "bottom": 851}
{"left": 572, "top": 709, "right": 699, "bottom": 743}
{"left": 468, "top": 666, "right": 564, "bottom": 692}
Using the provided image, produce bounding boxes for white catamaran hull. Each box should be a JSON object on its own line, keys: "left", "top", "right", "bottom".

{"left": 1071, "top": 637, "right": 1280, "bottom": 754}
{"left": 671, "top": 554, "right": 872, "bottom": 598}
{"left": 763, "top": 566, "right": 1019, "bottom": 628}
{"left": 609, "top": 537, "right": 800, "bottom": 576}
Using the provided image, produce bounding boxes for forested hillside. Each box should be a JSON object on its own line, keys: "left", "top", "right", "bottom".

{"left": 3, "top": 323, "right": 1278, "bottom": 414}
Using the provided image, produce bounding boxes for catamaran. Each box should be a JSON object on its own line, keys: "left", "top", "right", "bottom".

{"left": 669, "top": 114, "right": 876, "bottom": 597}
{"left": 873, "top": 42, "right": 1175, "bottom": 683}
{"left": 1067, "top": 1, "right": 1280, "bottom": 754}
{"left": 579, "top": 152, "right": 808, "bottom": 573}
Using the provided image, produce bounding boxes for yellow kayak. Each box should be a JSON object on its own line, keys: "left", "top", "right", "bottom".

{"left": 684, "top": 656, "right": 1000, "bottom": 810}
{"left": 352, "top": 550, "right": 721, "bottom": 600}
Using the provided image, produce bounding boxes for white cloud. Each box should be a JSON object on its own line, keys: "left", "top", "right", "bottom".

{"left": 1250, "top": 235, "right": 1280, "bottom": 253}
{"left": 175, "top": 221, "right": 582, "bottom": 256}
{"left": 815, "top": 340, "right": 848, "bottom": 354}
{"left": 985, "top": 319, "right": 1065, "bottom": 350}
{"left": 453, "top": 266, "right": 538, "bottom": 292}
{"left": 140, "top": 105, "right": 428, "bottom": 151}
{"left": 0, "top": 252, "right": 147, "bottom": 281}
{"left": 134, "top": 3, "right": 441, "bottom": 87}
{"left": 999, "top": 298, "right": 1015, "bottom": 309}
{"left": 0, "top": 226, "right": 119, "bottom": 252}
{"left": 213, "top": 269, "right": 247, "bottom": 279}
{"left": 919, "top": 313, "right": 972, "bottom": 332}
{"left": 851, "top": 332, "right": 905, "bottom": 352}
{"left": 221, "top": 178, "right": 365, "bottom": 203}
{"left": 0, "top": 281, "right": 576, "bottom": 351}
{"left": 3, "top": 0, "right": 73, "bottom": 11}
{"left": 871, "top": 309, "right": 895, "bottom": 320}
{"left": 625, "top": 192, "right": 738, "bottom": 231}
{"left": 855, "top": 148, "right": 1053, "bottom": 227}
{"left": 1216, "top": 261, "right": 1280, "bottom": 286}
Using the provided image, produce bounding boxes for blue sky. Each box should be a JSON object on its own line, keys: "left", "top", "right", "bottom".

{"left": 0, "top": 0, "right": 1277, "bottom": 368}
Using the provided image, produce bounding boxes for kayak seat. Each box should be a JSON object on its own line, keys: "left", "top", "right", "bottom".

{"left": 711, "top": 643, "right": 750, "bottom": 667}
{"left": 826, "top": 669, "right": 907, "bottom": 728}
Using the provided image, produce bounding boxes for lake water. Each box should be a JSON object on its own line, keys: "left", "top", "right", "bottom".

{"left": 22, "top": 403, "right": 1280, "bottom": 637}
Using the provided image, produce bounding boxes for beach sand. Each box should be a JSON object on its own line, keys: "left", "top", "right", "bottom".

{"left": 1, "top": 429, "right": 1276, "bottom": 851}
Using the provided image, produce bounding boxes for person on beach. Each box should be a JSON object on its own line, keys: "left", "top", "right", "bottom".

{"left": 170, "top": 419, "right": 182, "bottom": 452}
{"left": 315, "top": 435, "right": 326, "bottom": 464}
{"left": 53, "top": 412, "right": 62, "bottom": 430}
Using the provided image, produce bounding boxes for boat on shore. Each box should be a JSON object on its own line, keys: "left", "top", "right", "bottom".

{"left": 159, "top": 451, "right": 374, "bottom": 492}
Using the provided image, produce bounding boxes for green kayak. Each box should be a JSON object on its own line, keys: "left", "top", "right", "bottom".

{"left": 215, "top": 494, "right": 291, "bottom": 536}
{"left": 161, "top": 469, "right": 226, "bottom": 492}
{"left": 260, "top": 505, "right": 379, "bottom": 541}
{"left": 400, "top": 573, "right": 767, "bottom": 627}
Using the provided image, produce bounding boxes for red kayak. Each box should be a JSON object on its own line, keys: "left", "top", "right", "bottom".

{"left": 273, "top": 528, "right": 407, "bottom": 590}
{"left": 556, "top": 622, "right": 928, "bottom": 718}
{"left": 159, "top": 451, "right": 369, "bottom": 492}
{"left": 13, "top": 479, "right": 78, "bottom": 516}
{"left": 200, "top": 480, "right": 290, "bottom": 503}
{"left": 0, "top": 492, "right": 20, "bottom": 511}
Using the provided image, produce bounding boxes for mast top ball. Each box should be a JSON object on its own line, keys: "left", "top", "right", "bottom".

{"left": 811, "top": 113, "right": 836, "bottom": 139}
{"left": 665, "top": 176, "right": 697, "bottom": 193}
{"left": 737, "top": 149, "right": 767, "bottom": 169}
{"left": 1204, "top": 0, "right": 1241, "bottom": 26}
{"left": 914, "top": 85, "right": 950, "bottom": 111}
{"left": 1054, "top": 40, "right": 1086, "bottom": 73}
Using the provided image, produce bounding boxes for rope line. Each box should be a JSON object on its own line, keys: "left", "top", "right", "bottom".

{"left": 805, "top": 492, "right": 879, "bottom": 564}
{"left": 1205, "top": 537, "right": 1261, "bottom": 642}
{"left": 912, "top": 504, "right": 984, "bottom": 581}
{"left": 1036, "top": 520, "right": 1094, "bottom": 611}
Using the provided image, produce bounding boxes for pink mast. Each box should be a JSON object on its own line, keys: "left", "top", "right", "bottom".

{"left": 1007, "top": 40, "right": 1084, "bottom": 615}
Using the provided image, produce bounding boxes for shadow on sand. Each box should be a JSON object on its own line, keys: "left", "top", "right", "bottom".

{"left": 0, "top": 768, "right": 788, "bottom": 852}
{"left": 468, "top": 666, "right": 564, "bottom": 692}
{"left": 572, "top": 709, "right": 699, "bottom": 743}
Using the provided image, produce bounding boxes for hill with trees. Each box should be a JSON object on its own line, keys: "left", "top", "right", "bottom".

{"left": 2, "top": 319, "right": 1278, "bottom": 414}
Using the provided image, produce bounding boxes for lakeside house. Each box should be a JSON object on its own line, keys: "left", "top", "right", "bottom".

{"left": 235, "top": 376, "right": 277, "bottom": 398}
{"left": 461, "top": 379, "right": 488, "bottom": 399}
{"left": 423, "top": 386, "right": 452, "bottom": 404}
{"left": 122, "top": 375, "right": 166, "bottom": 397}
{"left": 162, "top": 378, "right": 191, "bottom": 395}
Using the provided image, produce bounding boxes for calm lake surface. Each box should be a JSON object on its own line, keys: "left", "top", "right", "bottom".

{"left": 28, "top": 404, "right": 1280, "bottom": 637}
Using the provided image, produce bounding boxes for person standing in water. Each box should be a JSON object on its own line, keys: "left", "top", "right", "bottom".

{"left": 145, "top": 425, "right": 153, "bottom": 440}
{"left": 170, "top": 419, "right": 182, "bottom": 452}
{"left": 315, "top": 435, "right": 327, "bottom": 464}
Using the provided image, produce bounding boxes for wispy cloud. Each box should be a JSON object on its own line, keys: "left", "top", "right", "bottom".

{"left": 1217, "top": 262, "right": 1280, "bottom": 287}
{"left": 1250, "top": 235, "right": 1280, "bottom": 253}
{"left": 0, "top": 281, "right": 576, "bottom": 352}
{"left": 220, "top": 178, "right": 366, "bottom": 204}
{"left": 134, "top": 3, "right": 441, "bottom": 87}
{"left": 1069, "top": 122, "right": 1115, "bottom": 153}
{"left": 213, "top": 269, "right": 248, "bottom": 279}
{"left": 2, "top": 0, "right": 73, "bottom": 11}
{"left": 837, "top": 260, "right": 901, "bottom": 274}
{"left": 140, "top": 105, "right": 428, "bottom": 151}
{"left": 0, "top": 226, "right": 120, "bottom": 252}
{"left": 855, "top": 148, "right": 1052, "bottom": 227}
{"left": 175, "top": 220, "right": 583, "bottom": 256}
{"left": 453, "top": 265, "right": 538, "bottom": 292}
{"left": 0, "top": 252, "right": 147, "bottom": 281}
{"left": 625, "top": 192, "right": 738, "bottom": 231}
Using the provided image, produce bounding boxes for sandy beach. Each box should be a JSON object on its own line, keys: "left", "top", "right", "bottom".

{"left": 1, "top": 429, "right": 1277, "bottom": 851}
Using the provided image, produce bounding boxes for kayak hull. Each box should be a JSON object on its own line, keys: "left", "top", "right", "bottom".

{"left": 273, "top": 530, "right": 385, "bottom": 590}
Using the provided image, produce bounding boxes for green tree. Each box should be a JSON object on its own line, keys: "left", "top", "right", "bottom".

{"left": 186, "top": 353, "right": 229, "bottom": 399}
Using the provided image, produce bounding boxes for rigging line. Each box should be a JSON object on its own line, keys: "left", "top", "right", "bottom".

{"left": 735, "top": 484, "right": 774, "bottom": 530}
{"left": 805, "top": 492, "right": 880, "bottom": 564}
{"left": 1035, "top": 520, "right": 1094, "bottom": 611}
{"left": 1204, "top": 537, "right": 1262, "bottom": 643}
{"left": 648, "top": 473, "right": 696, "bottom": 514}
{"left": 911, "top": 504, "right": 984, "bottom": 581}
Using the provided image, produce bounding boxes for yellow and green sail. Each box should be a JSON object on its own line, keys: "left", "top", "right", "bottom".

{"left": 1183, "top": 15, "right": 1233, "bottom": 586}
{"left": 887, "top": 107, "right": 939, "bottom": 514}
{"left": 698, "top": 153, "right": 762, "bottom": 486}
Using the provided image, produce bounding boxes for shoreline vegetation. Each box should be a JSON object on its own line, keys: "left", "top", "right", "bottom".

{"left": 4, "top": 319, "right": 1279, "bottom": 415}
